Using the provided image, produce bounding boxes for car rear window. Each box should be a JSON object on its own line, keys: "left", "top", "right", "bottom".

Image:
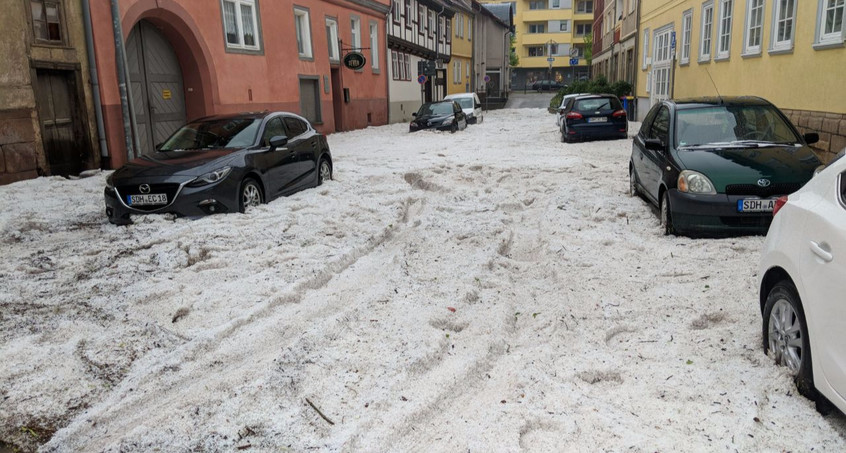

{"left": 574, "top": 97, "right": 621, "bottom": 112}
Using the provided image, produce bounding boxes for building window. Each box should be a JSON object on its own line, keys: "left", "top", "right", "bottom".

{"left": 700, "top": 1, "right": 714, "bottom": 61}
{"left": 641, "top": 28, "right": 649, "bottom": 69}
{"left": 816, "top": 0, "right": 845, "bottom": 45}
{"left": 294, "top": 7, "right": 312, "bottom": 58}
{"left": 391, "top": 51, "right": 398, "bottom": 79}
{"left": 529, "top": 1, "right": 545, "bottom": 10}
{"left": 466, "top": 62, "right": 470, "bottom": 79}
{"left": 468, "top": 18, "right": 472, "bottom": 40}
{"left": 572, "top": 45, "right": 584, "bottom": 57}
{"left": 370, "top": 22, "right": 379, "bottom": 70}
{"left": 576, "top": 23, "right": 592, "bottom": 36}
{"left": 428, "top": 11, "right": 434, "bottom": 36}
{"left": 716, "top": 0, "right": 733, "bottom": 59}
{"left": 391, "top": 51, "right": 410, "bottom": 80}
{"left": 744, "top": 0, "right": 764, "bottom": 54}
{"left": 403, "top": 53, "right": 410, "bottom": 80}
{"left": 576, "top": 1, "right": 594, "bottom": 13}
{"left": 392, "top": 0, "right": 401, "bottom": 24}
{"left": 528, "top": 23, "right": 546, "bottom": 33}
{"left": 418, "top": 6, "right": 425, "bottom": 34}
{"left": 326, "top": 18, "right": 339, "bottom": 61}
{"left": 770, "top": 0, "right": 796, "bottom": 51}
{"left": 528, "top": 45, "right": 545, "bottom": 56}
{"left": 351, "top": 17, "right": 362, "bottom": 50}
{"left": 453, "top": 60, "right": 460, "bottom": 83}
{"left": 652, "top": 26, "right": 673, "bottom": 101}
{"left": 681, "top": 10, "right": 692, "bottom": 64}
{"left": 222, "top": 0, "right": 260, "bottom": 50}
{"left": 553, "top": 0, "right": 560, "bottom": 7}
{"left": 560, "top": 20, "right": 570, "bottom": 32}
{"left": 404, "top": 0, "right": 411, "bottom": 22}
{"left": 31, "top": 0, "right": 63, "bottom": 42}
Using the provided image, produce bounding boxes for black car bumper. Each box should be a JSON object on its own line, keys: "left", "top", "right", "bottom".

{"left": 104, "top": 178, "right": 241, "bottom": 225}
{"left": 564, "top": 122, "right": 628, "bottom": 141}
{"left": 667, "top": 189, "right": 777, "bottom": 236}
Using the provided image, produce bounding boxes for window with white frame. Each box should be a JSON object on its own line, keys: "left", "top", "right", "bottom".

{"left": 652, "top": 26, "right": 673, "bottom": 101}
{"left": 325, "top": 18, "right": 339, "bottom": 61}
{"left": 391, "top": 51, "right": 398, "bottom": 79}
{"left": 402, "top": 53, "right": 410, "bottom": 80}
{"left": 370, "top": 22, "right": 379, "bottom": 69}
{"left": 528, "top": 45, "right": 545, "bottom": 56}
{"left": 641, "top": 28, "right": 649, "bottom": 69}
{"left": 744, "top": 0, "right": 764, "bottom": 54}
{"left": 716, "top": 0, "right": 733, "bottom": 59}
{"left": 553, "top": 0, "right": 560, "bottom": 8}
{"left": 681, "top": 10, "right": 692, "bottom": 63}
{"left": 466, "top": 62, "right": 470, "bottom": 79}
{"left": 529, "top": 1, "right": 545, "bottom": 9}
{"left": 351, "top": 17, "right": 361, "bottom": 49}
{"left": 560, "top": 20, "right": 570, "bottom": 32}
{"left": 392, "top": 51, "right": 410, "bottom": 80}
{"left": 222, "top": 0, "right": 260, "bottom": 50}
{"left": 428, "top": 10, "right": 434, "bottom": 36}
{"left": 392, "top": 0, "right": 400, "bottom": 23}
{"left": 629, "top": 0, "right": 636, "bottom": 14}
{"left": 404, "top": 0, "right": 411, "bottom": 22}
{"left": 700, "top": 1, "right": 714, "bottom": 61}
{"left": 468, "top": 17, "right": 471, "bottom": 40}
{"left": 454, "top": 60, "right": 460, "bottom": 83}
{"left": 294, "top": 7, "right": 312, "bottom": 58}
{"left": 576, "top": 1, "right": 593, "bottom": 13}
{"left": 770, "top": 0, "right": 796, "bottom": 51}
{"left": 817, "top": 0, "right": 845, "bottom": 45}
{"left": 418, "top": 6, "right": 425, "bottom": 34}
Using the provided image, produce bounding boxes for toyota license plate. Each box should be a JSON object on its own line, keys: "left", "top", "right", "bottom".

{"left": 737, "top": 198, "right": 775, "bottom": 213}
{"left": 128, "top": 194, "right": 168, "bottom": 206}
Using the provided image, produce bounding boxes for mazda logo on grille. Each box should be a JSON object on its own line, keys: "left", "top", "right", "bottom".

{"left": 757, "top": 179, "right": 771, "bottom": 188}
{"left": 139, "top": 184, "right": 151, "bottom": 194}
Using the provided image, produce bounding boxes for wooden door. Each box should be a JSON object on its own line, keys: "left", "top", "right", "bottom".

{"left": 35, "top": 69, "right": 81, "bottom": 176}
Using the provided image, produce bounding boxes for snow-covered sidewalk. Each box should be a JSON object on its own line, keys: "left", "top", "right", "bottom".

{"left": 1, "top": 108, "right": 843, "bottom": 451}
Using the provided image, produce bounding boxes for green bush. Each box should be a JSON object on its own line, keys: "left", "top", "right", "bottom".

{"left": 549, "top": 76, "right": 633, "bottom": 112}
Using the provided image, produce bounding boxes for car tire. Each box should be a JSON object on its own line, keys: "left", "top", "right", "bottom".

{"left": 239, "top": 178, "right": 263, "bottom": 213}
{"left": 629, "top": 166, "right": 639, "bottom": 197}
{"left": 660, "top": 191, "right": 674, "bottom": 235}
{"left": 317, "top": 157, "right": 332, "bottom": 186}
{"left": 763, "top": 281, "right": 816, "bottom": 400}
{"left": 450, "top": 122, "right": 457, "bottom": 133}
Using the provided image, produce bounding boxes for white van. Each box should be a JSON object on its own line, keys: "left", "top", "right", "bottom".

{"left": 444, "top": 93, "right": 484, "bottom": 124}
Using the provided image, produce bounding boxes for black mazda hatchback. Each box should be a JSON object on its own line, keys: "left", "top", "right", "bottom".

{"left": 104, "top": 112, "right": 332, "bottom": 225}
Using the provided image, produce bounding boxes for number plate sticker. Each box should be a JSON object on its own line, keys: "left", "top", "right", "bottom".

{"left": 737, "top": 198, "right": 775, "bottom": 213}
{"left": 588, "top": 117, "right": 608, "bottom": 123}
{"left": 128, "top": 193, "right": 168, "bottom": 206}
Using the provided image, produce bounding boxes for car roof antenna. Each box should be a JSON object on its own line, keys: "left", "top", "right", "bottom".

{"left": 705, "top": 68, "right": 723, "bottom": 104}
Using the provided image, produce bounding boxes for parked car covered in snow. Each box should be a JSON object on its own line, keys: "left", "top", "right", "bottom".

{"left": 629, "top": 96, "right": 822, "bottom": 236}
{"left": 409, "top": 101, "right": 468, "bottom": 133}
{"left": 104, "top": 112, "right": 333, "bottom": 225}
{"left": 559, "top": 94, "right": 628, "bottom": 142}
{"left": 758, "top": 150, "right": 846, "bottom": 415}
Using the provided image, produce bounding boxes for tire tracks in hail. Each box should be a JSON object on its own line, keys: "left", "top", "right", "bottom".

{"left": 46, "top": 194, "right": 428, "bottom": 451}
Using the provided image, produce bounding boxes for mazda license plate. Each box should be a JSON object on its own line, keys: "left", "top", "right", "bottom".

{"left": 128, "top": 194, "right": 168, "bottom": 206}
{"left": 737, "top": 198, "right": 775, "bottom": 213}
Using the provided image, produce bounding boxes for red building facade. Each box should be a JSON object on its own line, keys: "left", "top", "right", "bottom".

{"left": 90, "top": 0, "right": 390, "bottom": 168}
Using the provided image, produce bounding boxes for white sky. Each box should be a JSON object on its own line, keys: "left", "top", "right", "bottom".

{"left": 1, "top": 108, "right": 844, "bottom": 452}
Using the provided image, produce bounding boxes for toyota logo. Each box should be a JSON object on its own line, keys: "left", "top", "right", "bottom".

{"left": 757, "top": 179, "right": 771, "bottom": 188}
{"left": 139, "top": 184, "right": 151, "bottom": 194}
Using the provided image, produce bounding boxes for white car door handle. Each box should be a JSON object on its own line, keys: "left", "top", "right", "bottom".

{"left": 810, "top": 241, "right": 833, "bottom": 262}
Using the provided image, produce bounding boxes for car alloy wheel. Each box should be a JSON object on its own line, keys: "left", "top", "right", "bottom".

{"left": 660, "top": 191, "right": 673, "bottom": 235}
{"left": 763, "top": 282, "right": 816, "bottom": 399}
{"left": 240, "top": 179, "right": 263, "bottom": 213}
{"left": 318, "top": 158, "right": 332, "bottom": 186}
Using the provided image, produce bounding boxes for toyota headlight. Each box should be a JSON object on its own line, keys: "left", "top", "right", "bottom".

{"left": 188, "top": 166, "right": 232, "bottom": 187}
{"left": 677, "top": 170, "right": 716, "bottom": 194}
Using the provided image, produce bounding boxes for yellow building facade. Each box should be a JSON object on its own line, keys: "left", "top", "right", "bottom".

{"left": 481, "top": 0, "right": 594, "bottom": 88}
{"left": 449, "top": 10, "right": 475, "bottom": 94}
{"left": 637, "top": 0, "right": 846, "bottom": 160}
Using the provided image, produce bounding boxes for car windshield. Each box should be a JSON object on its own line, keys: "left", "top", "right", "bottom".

{"left": 417, "top": 103, "right": 454, "bottom": 116}
{"left": 159, "top": 118, "right": 262, "bottom": 151}
{"left": 450, "top": 98, "right": 474, "bottom": 109}
{"left": 675, "top": 105, "right": 800, "bottom": 148}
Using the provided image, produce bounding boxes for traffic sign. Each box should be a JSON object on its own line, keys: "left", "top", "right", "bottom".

{"left": 417, "top": 74, "right": 427, "bottom": 84}
{"left": 569, "top": 58, "right": 579, "bottom": 66}
{"left": 570, "top": 47, "right": 579, "bottom": 57}
{"left": 483, "top": 75, "right": 491, "bottom": 82}
{"left": 547, "top": 57, "right": 555, "bottom": 62}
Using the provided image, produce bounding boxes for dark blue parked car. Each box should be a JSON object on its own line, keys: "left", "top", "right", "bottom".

{"left": 559, "top": 94, "right": 628, "bottom": 143}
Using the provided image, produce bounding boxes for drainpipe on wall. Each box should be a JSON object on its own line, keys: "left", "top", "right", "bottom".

{"left": 110, "top": 0, "right": 136, "bottom": 159}
{"left": 81, "top": 0, "right": 108, "bottom": 159}
{"left": 385, "top": 4, "right": 392, "bottom": 124}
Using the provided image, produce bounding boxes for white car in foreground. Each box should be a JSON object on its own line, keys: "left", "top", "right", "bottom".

{"left": 758, "top": 152, "right": 846, "bottom": 414}
{"left": 444, "top": 92, "right": 483, "bottom": 124}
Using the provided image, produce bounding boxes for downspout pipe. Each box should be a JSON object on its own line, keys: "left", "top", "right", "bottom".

{"left": 110, "top": 0, "right": 135, "bottom": 159}
{"left": 385, "top": 4, "right": 392, "bottom": 124}
{"left": 81, "top": 0, "right": 108, "bottom": 160}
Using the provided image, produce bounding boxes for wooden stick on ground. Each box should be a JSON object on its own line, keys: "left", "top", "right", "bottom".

{"left": 305, "top": 398, "right": 335, "bottom": 425}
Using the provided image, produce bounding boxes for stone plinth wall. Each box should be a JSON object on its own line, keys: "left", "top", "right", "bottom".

{"left": 782, "top": 108, "right": 846, "bottom": 164}
{"left": 0, "top": 109, "right": 40, "bottom": 185}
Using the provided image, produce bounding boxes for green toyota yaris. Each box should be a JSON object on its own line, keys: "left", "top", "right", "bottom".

{"left": 630, "top": 96, "right": 823, "bottom": 237}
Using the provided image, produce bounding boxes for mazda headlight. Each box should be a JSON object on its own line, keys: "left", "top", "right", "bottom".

{"left": 677, "top": 170, "right": 716, "bottom": 194}
{"left": 188, "top": 166, "right": 232, "bottom": 187}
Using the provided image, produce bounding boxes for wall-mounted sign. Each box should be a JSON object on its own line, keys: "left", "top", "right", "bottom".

{"left": 343, "top": 52, "right": 367, "bottom": 70}
{"left": 162, "top": 89, "right": 172, "bottom": 100}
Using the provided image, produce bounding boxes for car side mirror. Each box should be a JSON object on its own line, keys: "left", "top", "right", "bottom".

{"left": 412, "top": 112, "right": 417, "bottom": 117}
{"left": 804, "top": 132, "right": 819, "bottom": 145}
{"left": 269, "top": 135, "right": 288, "bottom": 149}
{"left": 155, "top": 142, "right": 163, "bottom": 151}
{"left": 645, "top": 138, "right": 666, "bottom": 152}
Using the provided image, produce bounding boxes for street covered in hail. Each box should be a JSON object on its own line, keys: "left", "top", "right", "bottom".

{"left": 1, "top": 107, "right": 844, "bottom": 451}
